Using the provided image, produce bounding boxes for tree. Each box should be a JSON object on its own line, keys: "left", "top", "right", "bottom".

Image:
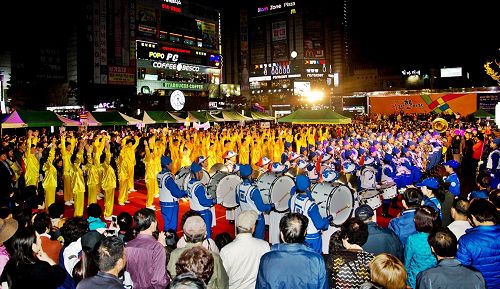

{"left": 484, "top": 49, "right": 500, "bottom": 85}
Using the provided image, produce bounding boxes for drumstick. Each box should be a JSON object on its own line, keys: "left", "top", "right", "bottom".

{"left": 277, "top": 190, "right": 291, "bottom": 204}
{"left": 334, "top": 203, "right": 351, "bottom": 215}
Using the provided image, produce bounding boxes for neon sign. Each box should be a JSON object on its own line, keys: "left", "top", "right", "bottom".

{"left": 257, "top": 2, "right": 295, "bottom": 13}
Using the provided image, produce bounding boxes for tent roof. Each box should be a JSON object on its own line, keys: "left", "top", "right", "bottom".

{"left": 212, "top": 111, "right": 252, "bottom": 122}
{"left": 185, "top": 111, "right": 224, "bottom": 123}
{"left": 2, "top": 110, "right": 64, "bottom": 128}
{"left": 277, "top": 109, "right": 352, "bottom": 124}
{"left": 473, "top": 109, "right": 494, "bottom": 118}
{"left": 144, "top": 111, "right": 185, "bottom": 124}
{"left": 250, "top": 111, "right": 275, "bottom": 121}
{"left": 90, "top": 111, "right": 141, "bottom": 126}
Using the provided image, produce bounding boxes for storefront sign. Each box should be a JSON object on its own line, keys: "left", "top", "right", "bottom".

{"left": 272, "top": 21, "right": 287, "bottom": 41}
{"left": 152, "top": 61, "right": 201, "bottom": 72}
{"left": 162, "top": 0, "right": 182, "bottom": 13}
{"left": 163, "top": 81, "right": 205, "bottom": 91}
{"left": 108, "top": 66, "right": 135, "bottom": 85}
{"left": 257, "top": 1, "right": 295, "bottom": 13}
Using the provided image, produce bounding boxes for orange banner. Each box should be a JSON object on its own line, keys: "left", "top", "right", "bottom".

{"left": 369, "top": 93, "right": 477, "bottom": 116}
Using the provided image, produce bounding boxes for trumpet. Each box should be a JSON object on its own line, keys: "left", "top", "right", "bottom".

{"left": 432, "top": 118, "right": 449, "bottom": 133}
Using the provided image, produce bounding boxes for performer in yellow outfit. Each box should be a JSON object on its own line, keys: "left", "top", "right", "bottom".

{"left": 238, "top": 137, "right": 250, "bottom": 164}
{"left": 101, "top": 142, "right": 116, "bottom": 219}
{"left": 24, "top": 131, "right": 40, "bottom": 188}
{"left": 144, "top": 138, "right": 158, "bottom": 209}
{"left": 117, "top": 149, "right": 131, "bottom": 206}
{"left": 72, "top": 142, "right": 86, "bottom": 217}
{"left": 85, "top": 145, "right": 100, "bottom": 206}
{"left": 60, "top": 132, "right": 76, "bottom": 205}
{"left": 207, "top": 142, "right": 217, "bottom": 170}
{"left": 92, "top": 135, "right": 106, "bottom": 197}
{"left": 42, "top": 139, "right": 57, "bottom": 210}
{"left": 121, "top": 135, "right": 139, "bottom": 192}
{"left": 180, "top": 141, "right": 192, "bottom": 167}
{"left": 250, "top": 139, "right": 262, "bottom": 169}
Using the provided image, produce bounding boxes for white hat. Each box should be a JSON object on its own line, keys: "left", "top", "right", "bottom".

{"left": 261, "top": 156, "right": 271, "bottom": 166}
{"left": 323, "top": 170, "right": 339, "bottom": 182}
{"left": 271, "top": 162, "right": 287, "bottom": 173}
{"left": 233, "top": 163, "right": 241, "bottom": 173}
{"left": 321, "top": 153, "right": 332, "bottom": 162}
{"left": 364, "top": 156, "right": 374, "bottom": 165}
{"left": 343, "top": 162, "right": 356, "bottom": 173}
{"left": 297, "top": 159, "right": 308, "bottom": 169}
{"left": 197, "top": 156, "right": 208, "bottom": 164}
{"left": 224, "top": 150, "right": 238, "bottom": 159}
{"left": 289, "top": 152, "right": 300, "bottom": 161}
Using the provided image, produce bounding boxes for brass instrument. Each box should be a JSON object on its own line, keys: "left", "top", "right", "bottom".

{"left": 432, "top": 118, "right": 449, "bottom": 133}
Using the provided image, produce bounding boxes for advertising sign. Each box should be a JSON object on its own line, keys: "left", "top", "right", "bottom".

{"left": 272, "top": 21, "right": 287, "bottom": 41}
{"left": 477, "top": 93, "right": 500, "bottom": 113}
{"left": 370, "top": 93, "right": 477, "bottom": 116}
{"left": 108, "top": 66, "right": 135, "bottom": 85}
{"left": 272, "top": 42, "right": 288, "bottom": 61}
{"left": 440, "top": 67, "right": 462, "bottom": 78}
{"left": 294, "top": 81, "right": 311, "bottom": 97}
{"left": 163, "top": 81, "right": 205, "bottom": 91}
{"left": 196, "top": 20, "right": 217, "bottom": 50}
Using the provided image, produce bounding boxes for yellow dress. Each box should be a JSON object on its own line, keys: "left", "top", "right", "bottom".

{"left": 121, "top": 136, "right": 139, "bottom": 191}
{"left": 144, "top": 141, "right": 158, "bottom": 207}
{"left": 24, "top": 137, "right": 40, "bottom": 187}
{"left": 85, "top": 148, "right": 100, "bottom": 207}
{"left": 238, "top": 141, "right": 250, "bottom": 164}
{"left": 101, "top": 149, "right": 117, "bottom": 218}
{"left": 72, "top": 148, "right": 85, "bottom": 217}
{"left": 61, "top": 136, "right": 76, "bottom": 202}
{"left": 42, "top": 145, "right": 57, "bottom": 210}
{"left": 117, "top": 152, "right": 131, "bottom": 205}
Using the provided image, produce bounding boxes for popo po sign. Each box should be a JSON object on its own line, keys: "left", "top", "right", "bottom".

{"left": 148, "top": 51, "right": 179, "bottom": 62}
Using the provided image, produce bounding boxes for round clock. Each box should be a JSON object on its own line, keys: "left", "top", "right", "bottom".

{"left": 170, "top": 90, "right": 185, "bottom": 111}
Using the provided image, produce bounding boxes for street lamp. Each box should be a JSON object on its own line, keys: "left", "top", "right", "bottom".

{"left": 290, "top": 51, "right": 297, "bottom": 59}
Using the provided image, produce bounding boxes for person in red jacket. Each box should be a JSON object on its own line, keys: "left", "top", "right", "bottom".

{"left": 472, "top": 134, "right": 484, "bottom": 177}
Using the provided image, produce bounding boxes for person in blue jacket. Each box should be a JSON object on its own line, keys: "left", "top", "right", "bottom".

{"left": 289, "top": 175, "right": 332, "bottom": 253}
{"left": 236, "top": 164, "right": 274, "bottom": 239}
{"left": 186, "top": 161, "right": 217, "bottom": 239}
{"left": 416, "top": 177, "right": 442, "bottom": 219}
{"left": 442, "top": 159, "right": 461, "bottom": 197}
{"left": 388, "top": 187, "right": 423, "bottom": 247}
{"left": 456, "top": 199, "right": 500, "bottom": 289}
{"left": 157, "top": 156, "right": 187, "bottom": 232}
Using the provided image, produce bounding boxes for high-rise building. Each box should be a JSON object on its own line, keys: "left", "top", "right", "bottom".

{"left": 232, "top": 0, "right": 352, "bottom": 111}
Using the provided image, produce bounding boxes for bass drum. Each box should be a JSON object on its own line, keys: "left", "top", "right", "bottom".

{"left": 311, "top": 183, "right": 354, "bottom": 227}
{"left": 175, "top": 166, "right": 210, "bottom": 190}
{"left": 256, "top": 173, "right": 295, "bottom": 213}
{"left": 207, "top": 171, "right": 242, "bottom": 208}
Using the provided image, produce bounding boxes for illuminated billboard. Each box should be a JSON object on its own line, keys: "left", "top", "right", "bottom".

{"left": 294, "top": 81, "right": 311, "bottom": 97}
{"left": 440, "top": 67, "right": 462, "bottom": 78}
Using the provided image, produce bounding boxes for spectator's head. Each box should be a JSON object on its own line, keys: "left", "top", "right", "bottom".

{"left": 214, "top": 233, "right": 232, "bottom": 250}
{"left": 414, "top": 206, "right": 440, "bottom": 233}
{"left": 170, "top": 272, "right": 207, "bottom": 289}
{"left": 0, "top": 218, "right": 18, "bottom": 246}
{"left": 477, "top": 175, "right": 491, "bottom": 190}
{"left": 339, "top": 218, "right": 369, "bottom": 247}
{"left": 354, "top": 205, "right": 375, "bottom": 223}
{"left": 451, "top": 197, "right": 469, "bottom": 221}
{"left": 13, "top": 207, "right": 33, "bottom": 229}
{"left": 236, "top": 210, "right": 258, "bottom": 234}
{"left": 428, "top": 227, "right": 457, "bottom": 259}
{"left": 33, "top": 212, "right": 51, "bottom": 235}
{"left": 175, "top": 246, "right": 214, "bottom": 285}
{"left": 94, "top": 236, "right": 126, "bottom": 276}
{"left": 402, "top": 188, "right": 424, "bottom": 209}
{"left": 60, "top": 217, "right": 89, "bottom": 245}
{"left": 133, "top": 208, "right": 157, "bottom": 234}
{"left": 48, "top": 203, "right": 65, "bottom": 219}
{"left": 87, "top": 203, "right": 102, "bottom": 218}
{"left": 81, "top": 231, "right": 105, "bottom": 251}
{"left": 369, "top": 253, "right": 407, "bottom": 289}
{"left": 117, "top": 212, "right": 133, "bottom": 232}
{"left": 6, "top": 227, "right": 39, "bottom": 265}
{"left": 468, "top": 199, "right": 497, "bottom": 226}
{"left": 279, "top": 213, "right": 308, "bottom": 244}
{"left": 181, "top": 211, "right": 202, "bottom": 229}
{"left": 183, "top": 216, "right": 207, "bottom": 244}
{"left": 489, "top": 189, "right": 500, "bottom": 209}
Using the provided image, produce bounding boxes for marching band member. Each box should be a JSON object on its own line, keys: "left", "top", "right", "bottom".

{"left": 223, "top": 150, "right": 238, "bottom": 173}
{"left": 416, "top": 177, "right": 442, "bottom": 218}
{"left": 358, "top": 156, "right": 377, "bottom": 191}
{"left": 256, "top": 156, "right": 271, "bottom": 176}
{"left": 280, "top": 141, "right": 293, "bottom": 164}
{"left": 236, "top": 164, "right": 274, "bottom": 240}
{"left": 306, "top": 152, "right": 321, "bottom": 183}
{"left": 290, "top": 175, "right": 333, "bottom": 253}
{"left": 157, "top": 156, "right": 187, "bottom": 232}
{"left": 380, "top": 154, "right": 397, "bottom": 218}
{"left": 486, "top": 138, "right": 500, "bottom": 189}
{"left": 187, "top": 162, "right": 217, "bottom": 239}
{"left": 442, "top": 160, "right": 461, "bottom": 197}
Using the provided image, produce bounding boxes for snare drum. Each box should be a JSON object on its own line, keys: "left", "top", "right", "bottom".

{"left": 176, "top": 167, "right": 210, "bottom": 190}
{"left": 256, "top": 173, "right": 295, "bottom": 213}
{"left": 310, "top": 183, "right": 354, "bottom": 227}
{"left": 359, "top": 189, "right": 382, "bottom": 210}
{"left": 379, "top": 182, "right": 397, "bottom": 200}
{"left": 206, "top": 172, "right": 242, "bottom": 208}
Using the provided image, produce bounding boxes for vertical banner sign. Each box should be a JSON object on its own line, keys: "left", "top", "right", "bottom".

{"left": 114, "top": 0, "right": 122, "bottom": 63}
{"left": 122, "top": 0, "right": 130, "bottom": 66}
{"left": 271, "top": 21, "right": 287, "bottom": 41}
{"left": 93, "top": 0, "right": 101, "bottom": 84}
{"left": 129, "top": 0, "right": 136, "bottom": 66}
{"left": 99, "top": 0, "right": 108, "bottom": 84}
{"left": 239, "top": 9, "right": 250, "bottom": 97}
